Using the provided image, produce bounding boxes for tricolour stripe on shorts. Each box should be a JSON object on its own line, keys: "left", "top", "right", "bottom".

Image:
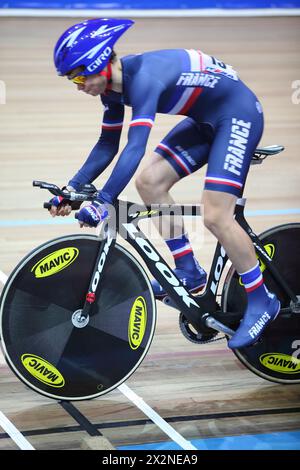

{"left": 157, "top": 143, "right": 191, "bottom": 175}
{"left": 205, "top": 176, "right": 243, "bottom": 189}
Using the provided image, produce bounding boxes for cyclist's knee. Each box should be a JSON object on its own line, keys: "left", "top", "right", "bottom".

{"left": 135, "top": 155, "right": 175, "bottom": 197}
{"left": 203, "top": 208, "right": 225, "bottom": 235}
{"left": 135, "top": 168, "right": 157, "bottom": 197}
{"left": 203, "top": 200, "right": 234, "bottom": 236}
{"left": 202, "top": 194, "right": 235, "bottom": 236}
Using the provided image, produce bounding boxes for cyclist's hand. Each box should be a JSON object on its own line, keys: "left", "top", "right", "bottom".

{"left": 77, "top": 201, "right": 108, "bottom": 228}
{"left": 49, "top": 186, "right": 74, "bottom": 217}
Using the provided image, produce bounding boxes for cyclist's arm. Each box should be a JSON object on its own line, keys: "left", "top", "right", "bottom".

{"left": 98, "top": 75, "right": 163, "bottom": 203}
{"left": 68, "top": 99, "right": 124, "bottom": 190}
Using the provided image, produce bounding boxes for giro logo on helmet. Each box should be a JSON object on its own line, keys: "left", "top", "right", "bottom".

{"left": 87, "top": 47, "right": 113, "bottom": 73}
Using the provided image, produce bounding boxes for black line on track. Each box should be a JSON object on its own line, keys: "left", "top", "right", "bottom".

{"left": 0, "top": 406, "right": 299, "bottom": 440}
{"left": 59, "top": 401, "right": 102, "bottom": 436}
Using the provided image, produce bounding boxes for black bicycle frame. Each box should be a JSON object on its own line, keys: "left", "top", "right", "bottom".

{"left": 80, "top": 202, "right": 207, "bottom": 332}
{"left": 235, "top": 202, "right": 298, "bottom": 303}
{"left": 79, "top": 197, "right": 297, "bottom": 335}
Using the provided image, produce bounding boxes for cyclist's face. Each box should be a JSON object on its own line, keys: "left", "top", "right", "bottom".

{"left": 67, "top": 67, "right": 107, "bottom": 96}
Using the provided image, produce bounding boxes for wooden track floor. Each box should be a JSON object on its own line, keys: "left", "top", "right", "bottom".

{"left": 0, "top": 16, "right": 299, "bottom": 450}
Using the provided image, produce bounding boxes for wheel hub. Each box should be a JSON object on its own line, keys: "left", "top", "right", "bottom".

{"left": 72, "top": 309, "right": 89, "bottom": 328}
{"left": 290, "top": 295, "right": 300, "bottom": 314}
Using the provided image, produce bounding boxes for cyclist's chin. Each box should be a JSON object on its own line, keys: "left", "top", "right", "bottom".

{"left": 84, "top": 88, "right": 102, "bottom": 96}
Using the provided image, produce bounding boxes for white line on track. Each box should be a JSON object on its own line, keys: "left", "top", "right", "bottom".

{"left": 0, "top": 270, "right": 35, "bottom": 449}
{"left": 0, "top": 271, "right": 8, "bottom": 286}
{"left": 118, "top": 383, "right": 197, "bottom": 450}
{"left": 0, "top": 269, "right": 196, "bottom": 450}
{"left": 0, "top": 411, "right": 35, "bottom": 450}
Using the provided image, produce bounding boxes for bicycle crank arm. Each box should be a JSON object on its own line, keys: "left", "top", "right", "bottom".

{"left": 162, "top": 296, "right": 236, "bottom": 337}
{"left": 203, "top": 314, "right": 235, "bottom": 337}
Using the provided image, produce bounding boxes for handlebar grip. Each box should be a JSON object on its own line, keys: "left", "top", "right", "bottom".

{"left": 33, "top": 180, "right": 43, "bottom": 187}
{"left": 43, "top": 200, "right": 82, "bottom": 210}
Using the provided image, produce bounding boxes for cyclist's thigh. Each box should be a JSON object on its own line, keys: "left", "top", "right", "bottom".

{"left": 155, "top": 117, "right": 210, "bottom": 179}
{"left": 141, "top": 151, "right": 181, "bottom": 189}
{"left": 204, "top": 101, "right": 264, "bottom": 197}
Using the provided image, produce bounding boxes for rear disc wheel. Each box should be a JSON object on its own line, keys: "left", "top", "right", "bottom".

{"left": 222, "top": 223, "right": 300, "bottom": 384}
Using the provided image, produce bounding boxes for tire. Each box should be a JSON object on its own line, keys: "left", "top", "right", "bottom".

{"left": 0, "top": 234, "right": 156, "bottom": 400}
{"left": 222, "top": 223, "right": 300, "bottom": 384}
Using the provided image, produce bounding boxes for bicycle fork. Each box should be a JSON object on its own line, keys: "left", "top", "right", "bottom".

{"left": 76, "top": 223, "right": 116, "bottom": 323}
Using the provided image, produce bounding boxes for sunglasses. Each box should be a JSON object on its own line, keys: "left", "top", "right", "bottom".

{"left": 70, "top": 75, "right": 86, "bottom": 85}
{"left": 68, "top": 67, "right": 109, "bottom": 85}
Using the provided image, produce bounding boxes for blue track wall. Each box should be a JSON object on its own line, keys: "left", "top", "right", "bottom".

{"left": 1, "top": 1, "right": 300, "bottom": 10}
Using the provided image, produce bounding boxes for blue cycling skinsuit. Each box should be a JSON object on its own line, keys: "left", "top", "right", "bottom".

{"left": 68, "top": 49, "right": 264, "bottom": 202}
{"left": 67, "top": 47, "right": 281, "bottom": 350}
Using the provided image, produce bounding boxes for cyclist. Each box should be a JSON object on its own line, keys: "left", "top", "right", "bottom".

{"left": 50, "top": 18, "right": 280, "bottom": 349}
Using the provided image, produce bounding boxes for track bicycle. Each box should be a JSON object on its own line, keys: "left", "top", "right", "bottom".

{"left": 0, "top": 145, "right": 300, "bottom": 401}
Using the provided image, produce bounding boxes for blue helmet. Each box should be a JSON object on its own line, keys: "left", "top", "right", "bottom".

{"left": 54, "top": 18, "right": 134, "bottom": 76}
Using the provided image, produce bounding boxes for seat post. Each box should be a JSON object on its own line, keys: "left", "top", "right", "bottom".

{"left": 236, "top": 197, "right": 246, "bottom": 208}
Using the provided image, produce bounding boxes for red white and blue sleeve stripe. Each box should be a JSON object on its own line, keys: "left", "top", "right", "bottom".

{"left": 99, "top": 116, "right": 155, "bottom": 202}
{"left": 102, "top": 120, "right": 123, "bottom": 131}
{"left": 129, "top": 116, "right": 155, "bottom": 128}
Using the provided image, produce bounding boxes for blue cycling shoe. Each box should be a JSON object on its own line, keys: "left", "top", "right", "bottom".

{"left": 152, "top": 266, "right": 207, "bottom": 299}
{"left": 228, "top": 293, "right": 280, "bottom": 349}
